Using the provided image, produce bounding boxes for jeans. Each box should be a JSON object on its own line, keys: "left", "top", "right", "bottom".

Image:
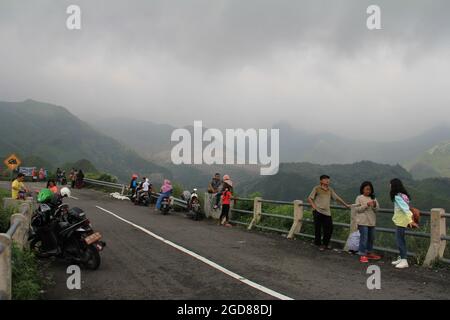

{"left": 156, "top": 191, "right": 172, "bottom": 209}
{"left": 358, "top": 225, "right": 375, "bottom": 256}
{"left": 313, "top": 210, "right": 333, "bottom": 246}
{"left": 395, "top": 226, "right": 407, "bottom": 259}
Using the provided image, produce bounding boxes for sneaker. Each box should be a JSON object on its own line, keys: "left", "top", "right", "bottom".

{"left": 367, "top": 253, "right": 381, "bottom": 260}
{"left": 392, "top": 256, "right": 402, "bottom": 265}
{"left": 395, "top": 259, "right": 409, "bottom": 269}
{"left": 359, "top": 256, "right": 369, "bottom": 263}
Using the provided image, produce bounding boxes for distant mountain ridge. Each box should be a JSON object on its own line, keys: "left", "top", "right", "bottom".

{"left": 88, "top": 117, "right": 450, "bottom": 170}
{"left": 0, "top": 99, "right": 171, "bottom": 182}
{"left": 238, "top": 161, "right": 450, "bottom": 212}
{"left": 405, "top": 140, "right": 450, "bottom": 179}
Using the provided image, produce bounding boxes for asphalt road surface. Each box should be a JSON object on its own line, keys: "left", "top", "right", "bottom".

{"left": 2, "top": 182, "right": 450, "bottom": 300}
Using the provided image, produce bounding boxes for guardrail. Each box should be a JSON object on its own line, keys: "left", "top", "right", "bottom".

{"left": 84, "top": 178, "right": 126, "bottom": 194}
{"left": 229, "top": 196, "right": 447, "bottom": 267}
{"left": 85, "top": 177, "right": 189, "bottom": 209}
{"left": 0, "top": 198, "right": 34, "bottom": 300}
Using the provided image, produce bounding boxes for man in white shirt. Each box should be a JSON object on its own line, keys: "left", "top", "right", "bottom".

{"left": 136, "top": 178, "right": 151, "bottom": 203}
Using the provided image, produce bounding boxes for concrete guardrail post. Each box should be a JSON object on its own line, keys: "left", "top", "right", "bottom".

{"left": 343, "top": 205, "right": 358, "bottom": 251}
{"left": 287, "top": 200, "right": 303, "bottom": 239}
{"left": 0, "top": 233, "right": 12, "bottom": 300}
{"left": 247, "top": 197, "right": 262, "bottom": 230}
{"left": 9, "top": 214, "right": 27, "bottom": 250}
{"left": 203, "top": 192, "right": 221, "bottom": 219}
{"left": 424, "top": 208, "right": 446, "bottom": 267}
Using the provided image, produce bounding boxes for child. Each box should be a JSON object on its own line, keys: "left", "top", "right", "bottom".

{"left": 390, "top": 178, "right": 413, "bottom": 269}
{"left": 219, "top": 180, "right": 233, "bottom": 227}
{"left": 308, "top": 175, "right": 350, "bottom": 251}
{"left": 46, "top": 179, "right": 58, "bottom": 194}
{"left": 355, "top": 181, "right": 381, "bottom": 263}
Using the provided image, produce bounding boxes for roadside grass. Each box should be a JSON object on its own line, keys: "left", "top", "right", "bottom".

{"left": 0, "top": 188, "right": 14, "bottom": 232}
{"left": 11, "top": 244, "right": 47, "bottom": 300}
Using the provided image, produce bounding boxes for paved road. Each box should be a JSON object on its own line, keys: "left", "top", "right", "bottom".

{"left": 2, "top": 182, "right": 450, "bottom": 299}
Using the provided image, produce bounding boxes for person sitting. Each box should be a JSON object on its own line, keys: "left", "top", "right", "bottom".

{"left": 129, "top": 174, "right": 139, "bottom": 197}
{"left": 46, "top": 179, "right": 58, "bottom": 194}
{"left": 36, "top": 187, "right": 71, "bottom": 255}
{"left": 156, "top": 179, "right": 173, "bottom": 209}
{"left": 11, "top": 173, "right": 28, "bottom": 200}
{"left": 136, "top": 177, "right": 151, "bottom": 203}
{"left": 208, "top": 173, "right": 221, "bottom": 194}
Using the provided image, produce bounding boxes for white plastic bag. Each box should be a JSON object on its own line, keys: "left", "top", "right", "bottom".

{"left": 346, "top": 230, "right": 360, "bottom": 252}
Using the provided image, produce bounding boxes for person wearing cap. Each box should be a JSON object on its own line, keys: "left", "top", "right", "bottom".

{"left": 130, "top": 174, "right": 139, "bottom": 197}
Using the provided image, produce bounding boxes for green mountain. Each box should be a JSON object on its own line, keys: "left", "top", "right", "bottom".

{"left": 404, "top": 141, "right": 450, "bottom": 179}
{"left": 0, "top": 99, "right": 171, "bottom": 182}
{"left": 239, "top": 161, "right": 450, "bottom": 212}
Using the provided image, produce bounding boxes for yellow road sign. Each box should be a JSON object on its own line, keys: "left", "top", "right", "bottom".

{"left": 3, "top": 154, "right": 21, "bottom": 170}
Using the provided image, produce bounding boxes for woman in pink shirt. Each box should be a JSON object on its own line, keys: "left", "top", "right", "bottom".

{"left": 219, "top": 180, "right": 233, "bottom": 227}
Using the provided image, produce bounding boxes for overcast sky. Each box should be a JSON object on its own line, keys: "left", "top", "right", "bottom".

{"left": 1, "top": 0, "right": 449, "bottom": 141}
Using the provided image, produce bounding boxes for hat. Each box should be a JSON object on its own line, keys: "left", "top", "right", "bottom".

{"left": 224, "top": 179, "right": 233, "bottom": 187}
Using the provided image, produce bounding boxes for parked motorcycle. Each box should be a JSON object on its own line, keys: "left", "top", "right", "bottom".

{"left": 186, "top": 188, "right": 203, "bottom": 221}
{"left": 160, "top": 195, "right": 171, "bottom": 215}
{"left": 134, "top": 190, "right": 151, "bottom": 206}
{"left": 29, "top": 196, "right": 105, "bottom": 270}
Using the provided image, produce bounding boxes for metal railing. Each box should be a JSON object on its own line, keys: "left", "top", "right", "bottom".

{"left": 0, "top": 198, "right": 34, "bottom": 300}
{"left": 230, "top": 196, "right": 448, "bottom": 266}
{"left": 84, "top": 178, "right": 126, "bottom": 194}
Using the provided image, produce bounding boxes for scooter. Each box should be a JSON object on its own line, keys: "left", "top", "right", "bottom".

{"left": 160, "top": 196, "right": 172, "bottom": 215}
{"left": 186, "top": 188, "right": 203, "bottom": 221}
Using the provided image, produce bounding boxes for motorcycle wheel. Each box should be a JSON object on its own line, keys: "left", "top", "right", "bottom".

{"left": 83, "top": 244, "right": 101, "bottom": 270}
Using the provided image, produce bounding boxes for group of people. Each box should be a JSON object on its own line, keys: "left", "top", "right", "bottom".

{"left": 31, "top": 168, "right": 47, "bottom": 182}
{"left": 68, "top": 168, "right": 84, "bottom": 189}
{"left": 129, "top": 174, "right": 173, "bottom": 209}
{"left": 208, "top": 173, "right": 234, "bottom": 227}
{"left": 11, "top": 166, "right": 418, "bottom": 269}
{"left": 308, "top": 175, "right": 417, "bottom": 269}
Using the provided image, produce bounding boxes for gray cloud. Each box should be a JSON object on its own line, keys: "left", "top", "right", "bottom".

{"left": 0, "top": 0, "right": 449, "bottom": 141}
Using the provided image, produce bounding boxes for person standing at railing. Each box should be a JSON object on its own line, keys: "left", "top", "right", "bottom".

{"left": 390, "top": 178, "right": 414, "bottom": 269}
{"left": 355, "top": 181, "right": 381, "bottom": 263}
{"left": 308, "top": 175, "right": 351, "bottom": 251}
{"left": 76, "top": 169, "right": 85, "bottom": 189}
{"left": 69, "top": 168, "right": 78, "bottom": 189}
{"left": 219, "top": 180, "right": 233, "bottom": 227}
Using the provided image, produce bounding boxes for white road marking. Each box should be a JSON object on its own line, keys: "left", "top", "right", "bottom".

{"left": 95, "top": 205, "right": 294, "bottom": 300}
{"left": 69, "top": 196, "right": 79, "bottom": 200}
